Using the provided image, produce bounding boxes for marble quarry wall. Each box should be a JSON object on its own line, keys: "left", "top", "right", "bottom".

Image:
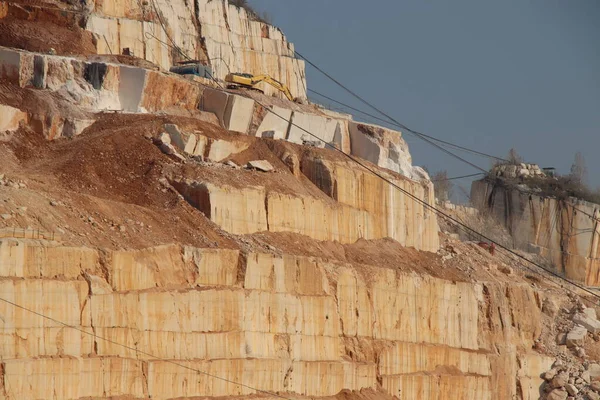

{"left": 471, "top": 179, "right": 600, "bottom": 287}
{"left": 84, "top": 0, "right": 307, "bottom": 99}
{"left": 0, "top": 237, "right": 550, "bottom": 399}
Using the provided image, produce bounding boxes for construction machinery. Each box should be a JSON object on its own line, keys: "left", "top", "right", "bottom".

{"left": 225, "top": 73, "right": 296, "bottom": 102}
{"left": 170, "top": 61, "right": 213, "bottom": 79}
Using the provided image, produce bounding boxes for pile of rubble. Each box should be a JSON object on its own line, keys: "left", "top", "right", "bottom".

{"left": 541, "top": 304, "right": 600, "bottom": 400}
{"left": 154, "top": 123, "right": 274, "bottom": 172}
{"left": 541, "top": 360, "right": 600, "bottom": 400}
{"left": 0, "top": 174, "right": 27, "bottom": 189}
{"left": 491, "top": 162, "right": 545, "bottom": 179}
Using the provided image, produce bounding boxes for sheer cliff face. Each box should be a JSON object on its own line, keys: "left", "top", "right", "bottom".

{"left": 86, "top": 0, "right": 307, "bottom": 99}
{"left": 0, "top": 239, "right": 550, "bottom": 400}
{"left": 471, "top": 180, "right": 600, "bottom": 287}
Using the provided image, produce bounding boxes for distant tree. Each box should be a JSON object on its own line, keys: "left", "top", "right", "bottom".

{"left": 228, "top": 0, "right": 271, "bottom": 23}
{"left": 229, "top": 0, "right": 248, "bottom": 7}
{"left": 570, "top": 151, "right": 588, "bottom": 185}
{"left": 432, "top": 170, "right": 454, "bottom": 202}
{"left": 506, "top": 148, "right": 523, "bottom": 165}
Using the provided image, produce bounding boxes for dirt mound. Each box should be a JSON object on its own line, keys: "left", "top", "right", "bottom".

{"left": 0, "top": 113, "right": 240, "bottom": 249}
{"left": 0, "top": 2, "right": 96, "bottom": 56}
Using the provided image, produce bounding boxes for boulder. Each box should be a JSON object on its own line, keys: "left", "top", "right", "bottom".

{"left": 201, "top": 88, "right": 255, "bottom": 133}
{"left": 591, "top": 381, "right": 600, "bottom": 392}
{"left": 255, "top": 105, "right": 291, "bottom": 139}
{"left": 552, "top": 371, "right": 569, "bottom": 388}
{"left": 565, "top": 383, "right": 578, "bottom": 396}
{"left": 544, "top": 368, "right": 558, "bottom": 381}
{"left": 0, "top": 105, "right": 27, "bottom": 132}
{"left": 247, "top": 160, "right": 274, "bottom": 172}
{"left": 163, "top": 124, "right": 199, "bottom": 155}
{"left": 584, "top": 308, "right": 598, "bottom": 320}
{"left": 590, "top": 364, "right": 600, "bottom": 380}
{"left": 281, "top": 152, "right": 299, "bottom": 176}
{"left": 573, "top": 313, "right": 600, "bottom": 334}
{"left": 157, "top": 132, "right": 171, "bottom": 145}
{"left": 546, "top": 389, "right": 568, "bottom": 400}
{"left": 158, "top": 143, "right": 185, "bottom": 162}
{"left": 566, "top": 325, "right": 587, "bottom": 347}
{"left": 582, "top": 371, "right": 591, "bottom": 383}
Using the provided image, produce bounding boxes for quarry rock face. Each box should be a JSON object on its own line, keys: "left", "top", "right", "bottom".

{"left": 0, "top": 3, "right": 591, "bottom": 400}
{"left": 85, "top": 0, "right": 307, "bottom": 100}
{"left": 348, "top": 122, "right": 418, "bottom": 180}
{"left": 0, "top": 238, "right": 551, "bottom": 399}
{"left": 471, "top": 179, "right": 600, "bottom": 286}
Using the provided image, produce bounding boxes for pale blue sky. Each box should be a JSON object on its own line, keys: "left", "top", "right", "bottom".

{"left": 249, "top": 0, "right": 600, "bottom": 199}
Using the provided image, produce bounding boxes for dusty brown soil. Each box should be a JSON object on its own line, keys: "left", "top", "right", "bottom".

{"left": 0, "top": 3, "right": 96, "bottom": 56}
{"left": 0, "top": 113, "right": 238, "bottom": 250}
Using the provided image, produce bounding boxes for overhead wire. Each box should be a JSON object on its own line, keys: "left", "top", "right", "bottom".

{"left": 308, "top": 88, "right": 509, "bottom": 163}
{"left": 141, "top": 32, "right": 600, "bottom": 301}
{"left": 0, "top": 21, "right": 593, "bottom": 400}
{"left": 301, "top": 52, "right": 600, "bottom": 230}
{"left": 290, "top": 52, "right": 600, "bottom": 300}
{"left": 0, "top": 5, "right": 594, "bottom": 397}
{"left": 432, "top": 172, "right": 486, "bottom": 182}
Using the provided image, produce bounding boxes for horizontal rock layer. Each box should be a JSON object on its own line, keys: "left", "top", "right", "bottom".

{"left": 172, "top": 154, "right": 439, "bottom": 252}
{"left": 0, "top": 239, "right": 548, "bottom": 399}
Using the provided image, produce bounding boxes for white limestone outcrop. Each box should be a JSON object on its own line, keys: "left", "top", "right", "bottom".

{"left": 85, "top": 0, "right": 307, "bottom": 99}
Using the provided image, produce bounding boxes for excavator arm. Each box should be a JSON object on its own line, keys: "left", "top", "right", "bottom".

{"left": 225, "top": 73, "right": 295, "bottom": 102}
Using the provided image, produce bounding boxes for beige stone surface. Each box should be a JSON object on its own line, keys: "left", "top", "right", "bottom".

{"left": 348, "top": 121, "right": 416, "bottom": 179}
{"left": 110, "top": 244, "right": 194, "bottom": 291}
{"left": 184, "top": 246, "right": 240, "bottom": 286}
{"left": 379, "top": 342, "right": 491, "bottom": 376}
{"left": 382, "top": 375, "right": 492, "bottom": 400}
{"left": 517, "top": 353, "right": 555, "bottom": 400}
{"left": 0, "top": 239, "right": 99, "bottom": 279}
{"left": 255, "top": 105, "right": 292, "bottom": 139}
{"left": 3, "top": 357, "right": 147, "bottom": 398}
{"left": 301, "top": 158, "right": 439, "bottom": 251}
{"left": 244, "top": 252, "right": 329, "bottom": 295}
{"left": 0, "top": 239, "right": 550, "bottom": 399}
{"left": 471, "top": 180, "right": 600, "bottom": 286}
{"left": 207, "top": 138, "right": 250, "bottom": 161}
{"left": 172, "top": 181, "right": 268, "bottom": 234}
{"left": 0, "top": 105, "right": 27, "bottom": 132}
{"left": 0, "top": 280, "right": 89, "bottom": 329}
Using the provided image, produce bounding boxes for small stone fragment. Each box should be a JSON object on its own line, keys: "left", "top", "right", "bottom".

{"left": 565, "top": 383, "right": 578, "bottom": 396}
{"left": 584, "top": 307, "right": 598, "bottom": 320}
{"left": 552, "top": 371, "right": 569, "bottom": 388}
{"left": 544, "top": 369, "right": 558, "bottom": 381}
{"left": 567, "top": 325, "right": 588, "bottom": 348}
{"left": 247, "top": 160, "right": 274, "bottom": 172}
{"left": 546, "top": 388, "right": 568, "bottom": 400}
{"left": 573, "top": 313, "right": 600, "bottom": 334}
{"left": 582, "top": 371, "right": 591, "bottom": 383}
{"left": 589, "top": 364, "right": 600, "bottom": 380}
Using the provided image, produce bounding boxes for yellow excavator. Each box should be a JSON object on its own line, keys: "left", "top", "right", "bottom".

{"left": 225, "top": 73, "right": 296, "bottom": 102}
